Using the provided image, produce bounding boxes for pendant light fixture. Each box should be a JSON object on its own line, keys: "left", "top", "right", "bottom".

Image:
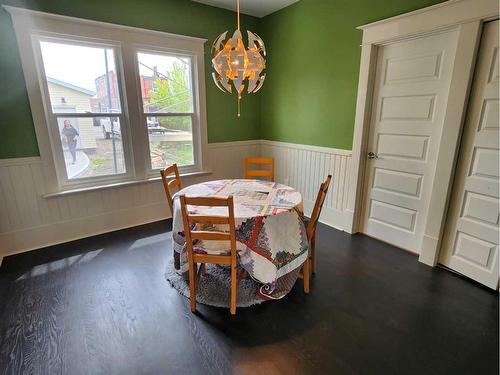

{"left": 211, "top": 0, "right": 266, "bottom": 117}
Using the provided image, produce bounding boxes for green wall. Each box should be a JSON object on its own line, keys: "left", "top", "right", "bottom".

{"left": 259, "top": 0, "right": 445, "bottom": 150}
{"left": 0, "top": 0, "right": 261, "bottom": 158}
{"left": 0, "top": 0, "right": 447, "bottom": 159}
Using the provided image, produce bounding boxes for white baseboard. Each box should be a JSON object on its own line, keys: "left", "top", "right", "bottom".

{"left": 302, "top": 199, "right": 351, "bottom": 232}
{"left": 0, "top": 202, "right": 169, "bottom": 259}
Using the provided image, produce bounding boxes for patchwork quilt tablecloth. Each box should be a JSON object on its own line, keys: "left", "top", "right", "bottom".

{"left": 171, "top": 179, "right": 309, "bottom": 300}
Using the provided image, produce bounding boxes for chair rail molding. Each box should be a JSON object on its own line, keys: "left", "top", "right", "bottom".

{"left": 348, "top": 0, "right": 499, "bottom": 265}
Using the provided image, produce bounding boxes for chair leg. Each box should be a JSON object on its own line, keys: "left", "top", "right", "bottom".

{"left": 188, "top": 260, "right": 197, "bottom": 313}
{"left": 239, "top": 268, "right": 248, "bottom": 279}
{"left": 230, "top": 262, "right": 237, "bottom": 315}
{"left": 303, "top": 258, "right": 310, "bottom": 294}
{"left": 311, "top": 235, "right": 316, "bottom": 274}
{"left": 200, "top": 263, "right": 206, "bottom": 276}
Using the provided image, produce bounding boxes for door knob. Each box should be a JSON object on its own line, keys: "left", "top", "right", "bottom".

{"left": 367, "top": 152, "right": 378, "bottom": 159}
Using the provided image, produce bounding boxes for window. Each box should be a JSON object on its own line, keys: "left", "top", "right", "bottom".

{"left": 136, "top": 51, "right": 196, "bottom": 170}
{"left": 39, "top": 40, "right": 128, "bottom": 181}
{"left": 6, "top": 7, "right": 207, "bottom": 191}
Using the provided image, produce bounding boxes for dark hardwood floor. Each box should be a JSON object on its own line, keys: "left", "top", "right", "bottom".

{"left": 0, "top": 220, "right": 498, "bottom": 375}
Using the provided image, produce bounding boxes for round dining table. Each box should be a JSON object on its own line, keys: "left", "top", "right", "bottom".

{"left": 171, "top": 179, "right": 310, "bottom": 300}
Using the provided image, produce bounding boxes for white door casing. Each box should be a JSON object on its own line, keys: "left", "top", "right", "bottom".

{"left": 360, "top": 30, "right": 459, "bottom": 253}
{"left": 349, "top": 0, "right": 498, "bottom": 266}
{"left": 439, "top": 20, "right": 499, "bottom": 289}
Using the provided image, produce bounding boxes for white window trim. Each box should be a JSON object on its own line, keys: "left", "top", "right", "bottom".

{"left": 132, "top": 46, "right": 203, "bottom": 177}
{"left": 4, "top": 6, "right": 209, "bottom": 193}
{"left": 33, "top": 34, "right": 135, "bottom": 188}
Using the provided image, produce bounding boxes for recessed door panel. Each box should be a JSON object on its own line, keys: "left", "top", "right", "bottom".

{"left": 369, "top": 200, "right": 417, "bottom": 231}
{"left": 380, "top": 95, "right": 435, "bottom": 121}
{"left": 373, "top": 168, "right": 422, "bottom": 197}
{"left": 377, "top": 134, "right": 429, "bottom": 160}
{"left": 454, "top": 232, "right": 496, "bottom": 267}
{"left": 385, "top": 53, "right": 442, "bottom": 83}
{"left": 480, "top": 99, "right": 499, "bottom": 129}
{"left": 463, "top": 192, "right": 500, "bottom": 225}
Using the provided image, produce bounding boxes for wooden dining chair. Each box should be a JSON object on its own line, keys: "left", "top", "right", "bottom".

{"left": 244, "top": 157, "right": 275, "bottom": 181}
{"left": 307, "top": 175, "right": 332, "bottom": 274}
{"left": 179, "top": 195, "right": 239, "bottom": 315}
{"left": 160, "top": 164, "right": 182, "bottom": 213}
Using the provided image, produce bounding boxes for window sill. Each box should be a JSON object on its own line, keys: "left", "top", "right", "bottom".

{"left": 42, "top": 170, "right": 212, "bottom": 198}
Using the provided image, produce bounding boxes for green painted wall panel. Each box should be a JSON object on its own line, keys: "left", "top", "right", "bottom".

{"left": 0, "top": 9, "right": 39, "bottom": 158}
{"left": 0, "top": 0, "right": 261, "bottom": 159}
{"left": 259, "top": 0, "right": 445, "bottom": 150}
{"left": 0, "top": 0, "right": 449, "bottom": 159}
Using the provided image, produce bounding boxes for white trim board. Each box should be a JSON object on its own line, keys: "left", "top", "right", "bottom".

{"left": 259, "top": 139, "right": 352, "bottom": 156}
{"left": 0, "top": 201, "right": 169, "bottom": 259}
{"left": 0, "top": 156, "right": 42, "bottom": 167}
{"left": 357, "top": 0, "right": 498, "bottom": 45}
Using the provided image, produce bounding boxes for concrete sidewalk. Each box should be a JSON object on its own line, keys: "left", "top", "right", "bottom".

{"left": 64, "top": 150, "right": 89, "bottom": 178}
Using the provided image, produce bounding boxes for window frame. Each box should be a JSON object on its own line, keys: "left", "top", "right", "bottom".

{"left": 33, "top": 34, "right": 135, "bottom": 188}
{"left": 5, "top": 6, "right": 209, "bottom": 193}
{"left": 133, "top": 46, "right": 202, "bottom": 176}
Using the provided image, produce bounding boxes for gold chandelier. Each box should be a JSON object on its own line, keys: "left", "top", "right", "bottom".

{"left": 211, "top": 0, "right": 266, "bottom": 117}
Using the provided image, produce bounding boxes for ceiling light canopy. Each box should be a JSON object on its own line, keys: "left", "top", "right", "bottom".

{"left": 211, "top": 0, "right": 266, "bottom": 117}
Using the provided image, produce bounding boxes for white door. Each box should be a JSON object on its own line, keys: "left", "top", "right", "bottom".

{"left": 360, "top": 30, "right": 459, "bottom": 252}
{"left": 439, "top": 20, "right": 499, "bottom": 289}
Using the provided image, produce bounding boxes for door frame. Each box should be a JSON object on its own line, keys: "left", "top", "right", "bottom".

{"left": 346, "top": 0, "right": 499, "bottom": 266}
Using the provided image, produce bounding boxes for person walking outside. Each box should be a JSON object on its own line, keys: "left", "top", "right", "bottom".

{"left": 61, "top": 120, "right": 79, "bottom": 164}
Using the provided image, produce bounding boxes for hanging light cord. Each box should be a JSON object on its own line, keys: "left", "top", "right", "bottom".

{"left": 237, "top": 0, "right": 240, "bottom": 31}
{"left": 237, "top": 0, "right": 241, "bottom": 117}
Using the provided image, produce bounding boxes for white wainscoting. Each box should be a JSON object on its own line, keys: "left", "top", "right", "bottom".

{"left": 0, "top": 140, "right": 260, "bottom": 260}
{"left": 0, "top": 139, "right": 351, "bottom": 261}
{"left": 260, "top": 140, "right": 352, "bottom": 231}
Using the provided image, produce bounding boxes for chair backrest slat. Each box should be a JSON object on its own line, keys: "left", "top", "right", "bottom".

{"left": 244, "top": 157, "right": 275, "bottom": 181}
{"left": 168, "top": 179, "right": 181, "bottom": 189}
{"left": 180, "top": 195, "right": 237, "bottom": 258}
{"left": 182, "top": 196, "right": 231, "bottom": 207}
{"left": 160, "top": 164, "right": 182, "bottom": 213}
{"left": 307, "top": 175, "right": 332, "bottom": 240}
{"left": 190, "top": 231, "right": 231, "bottom": 241}
{"left": 188, "top": 215, "right": 230, "bottom": 225}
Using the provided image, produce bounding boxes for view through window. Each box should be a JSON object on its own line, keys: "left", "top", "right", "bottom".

{"left": 137, "top": 52, "right": 195, "bottom": 170}
{"left": 40, "top": 41, "right": 126, "bottom": 180}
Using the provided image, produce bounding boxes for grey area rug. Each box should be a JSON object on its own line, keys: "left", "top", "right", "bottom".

{"left": 165, "top": 259, "right": 265, "bottom": 308}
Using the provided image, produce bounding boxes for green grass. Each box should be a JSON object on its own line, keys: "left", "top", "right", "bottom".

{"left": 92, "top": 158, "right": 106, "bottom": 166}
{"left": 151, "top": 142, "right": 193, "bottom": 165}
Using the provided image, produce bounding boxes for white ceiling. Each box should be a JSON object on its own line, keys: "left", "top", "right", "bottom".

{"left": 192, "top": 0, "right": 299, "bottom": 18}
